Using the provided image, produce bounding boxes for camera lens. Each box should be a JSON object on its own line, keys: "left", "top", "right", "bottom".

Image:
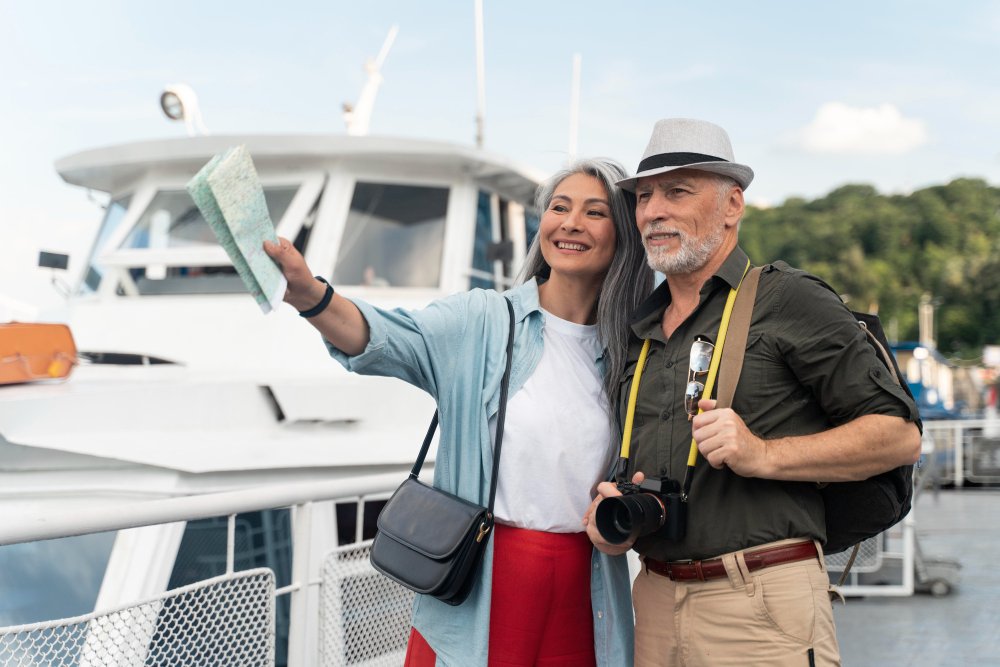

{"left": 595, "top": 493, "right": 666, "bottom": 544}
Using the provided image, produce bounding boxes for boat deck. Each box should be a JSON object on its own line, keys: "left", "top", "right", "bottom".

{"left": 834, "top": 487, "right": 1000, "bottom": 666}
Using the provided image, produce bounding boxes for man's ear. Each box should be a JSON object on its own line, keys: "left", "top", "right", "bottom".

{"left": 724, "top": 186, "right": 745, "bottom": 229}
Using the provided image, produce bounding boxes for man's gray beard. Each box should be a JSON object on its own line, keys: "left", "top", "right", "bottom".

{"left": 644, "top": 223, "right": 725, "bottom": 275}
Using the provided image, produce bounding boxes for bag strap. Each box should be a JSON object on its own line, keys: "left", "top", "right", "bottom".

{"left": 409, "top": 412, "right": 440, "bottom": 479}
{"left": 409, "top": 297, "right": 516, "bottom": 518}
{"left": 716, "top": 266, "right": 762, "bottom": 408}
{"left": 487, "top": 297, "right": 517, "bottom": 512}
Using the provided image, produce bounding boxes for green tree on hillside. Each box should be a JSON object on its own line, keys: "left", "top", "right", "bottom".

{"left": 741, "top": 178, "right": 1000, "bottom": 360}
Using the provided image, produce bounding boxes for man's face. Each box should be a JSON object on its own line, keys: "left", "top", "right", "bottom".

{"left": 634, "top": 169, "right": 741, "bottom": 276}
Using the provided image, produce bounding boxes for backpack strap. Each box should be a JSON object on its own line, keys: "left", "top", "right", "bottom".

{"left": 716, "top": 266, "right": 762, "bottom": 408}
{"left": 715, "top": 264, "right": 863, "bottom": 589}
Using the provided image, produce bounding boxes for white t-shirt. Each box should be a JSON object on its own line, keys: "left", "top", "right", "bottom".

{"left": 491, "top": 309, "right": 614, "bottom": 532}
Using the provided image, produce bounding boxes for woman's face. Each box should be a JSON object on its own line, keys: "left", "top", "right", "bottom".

{"left": 538, "top": 173, "right": 617, "bottom": 282}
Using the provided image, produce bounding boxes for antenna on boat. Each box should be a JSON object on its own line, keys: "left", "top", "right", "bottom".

{"left": 160, "top": 84, "right": 209, "bottom": 136}
{"left": 474, "top": 0, "right": 486, "bottom": 148}
{"left": 343, "top": 25, "right": 399, "bottom": 136}
{"left": 568, "top": 53, "right": 582, "bottom": 160}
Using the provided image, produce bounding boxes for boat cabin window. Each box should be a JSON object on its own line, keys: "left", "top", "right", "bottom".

{"left": 525, "top": 209, "right": 540, "bottom": 249}
{"left": 122, "top": 186, "right": 298, "bottom": 295}
{"left": 332, "top": 182, "right": 448, "bottom": 287}
{"left": 471, "top": 191, "right": 540, "bottom": 290}
{"left": 84, "top": 186, "right": 301, "bottom": 296}
{"left": 82, "top": 195, "right": 132, "bottom": 294}
{"left": 0, "top": 531, "right": 117, "bottom": 625}
{"left": 125, "top": 188, "right": 297, "bottom": 252}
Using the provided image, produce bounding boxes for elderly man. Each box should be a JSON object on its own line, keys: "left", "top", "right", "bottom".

{"left": 584, "top": 118, "right": 921, "bottom": 666}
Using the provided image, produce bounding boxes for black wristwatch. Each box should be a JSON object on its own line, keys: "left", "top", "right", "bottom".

{"left": 298, "top": 276, "right": 334, "bottom": 318}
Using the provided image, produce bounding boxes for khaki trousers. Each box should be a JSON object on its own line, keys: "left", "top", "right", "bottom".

{"left": 632, "top": 540, "right": 841, "bottom": 667}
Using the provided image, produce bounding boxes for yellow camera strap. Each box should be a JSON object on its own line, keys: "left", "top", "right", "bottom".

{"left": 616, "top": 259, "right": 751, "bottom": 497}
{"left": 618, "top": 338, "right": 651, "bottom": 462}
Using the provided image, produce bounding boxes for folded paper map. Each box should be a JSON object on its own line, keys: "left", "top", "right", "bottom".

{"left": 186, "top": 145, "right": 286, "bottom": 313}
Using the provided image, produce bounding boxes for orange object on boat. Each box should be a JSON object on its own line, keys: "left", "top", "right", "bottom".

{"left": 0, "top": 322, "right": 77, "bottom": 385}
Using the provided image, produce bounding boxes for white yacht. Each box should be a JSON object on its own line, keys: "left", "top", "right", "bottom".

{"left": 0, "top": 129, "right": 543, "bottom": 665}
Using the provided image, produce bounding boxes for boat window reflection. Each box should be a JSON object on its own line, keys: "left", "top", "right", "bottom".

{"left": 333, "top": 182, "right": 448, "bottom": 288}
{"left": 0, "top": 531, "right": 117, "bottom": 626}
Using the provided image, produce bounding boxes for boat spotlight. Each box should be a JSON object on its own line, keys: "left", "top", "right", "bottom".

{"left": 160, "top": 84, "right": 209, "bottom": 137}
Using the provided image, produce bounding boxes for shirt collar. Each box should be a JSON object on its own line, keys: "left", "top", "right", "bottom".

{"left": 506, "top": 277, "right": 543, "bottom": 323}
{"left": 629, "top": 246, "right": 750, "bottom": 339}
{"left": 508, "top": 277, "right": 606, "bottom": 364}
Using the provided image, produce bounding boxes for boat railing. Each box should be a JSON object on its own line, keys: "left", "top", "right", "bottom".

{"left": 0, "top": 569, "right": 277, "bottom": 666}
{"left": 0, "top": 473, "right": 404, "bottom": 548}
{"left": 920, "top": 417, "right": 1000, "bottom": 487}
{"left": 0, "top": 472, "right": 417, "bottom": 667}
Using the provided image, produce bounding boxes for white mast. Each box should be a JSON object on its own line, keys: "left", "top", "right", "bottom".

{"left": 344, "top": 25, "right": 399, "bottom": 136}
{"left": 474, "top": 0, "right": 487, "bottom": 148}
{"left": 568, "top": 53, "right": 582, "bottom": 160}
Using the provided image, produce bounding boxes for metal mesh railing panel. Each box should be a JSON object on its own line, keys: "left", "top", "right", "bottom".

{"left": 0, "top": 568, "right": 274, "bottom": 667}
{"left": 968, "top": 435, "right": 1000, "bottom": 482}
{"left": 319, "top": 541, "right": 414, "bottom": 667}
{"left": 825, "top": 535, "right": 884, "bottom": 573}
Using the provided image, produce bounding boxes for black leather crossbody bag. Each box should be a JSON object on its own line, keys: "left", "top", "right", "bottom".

{"left": 369, "top": 297, "right": 515, "bottom": 606}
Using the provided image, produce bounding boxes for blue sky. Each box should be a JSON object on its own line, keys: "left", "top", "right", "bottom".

{"left": 3, "top": 0, "right": 1000, "bottom": 313}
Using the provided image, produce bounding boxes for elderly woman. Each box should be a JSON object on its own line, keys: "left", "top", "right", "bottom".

{"left": 265, "top": 158, "right": 652, "bottom": 666}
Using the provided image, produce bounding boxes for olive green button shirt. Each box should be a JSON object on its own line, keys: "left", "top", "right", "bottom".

{"left": 622, "top": 247, "right": 919, "bottom": 561}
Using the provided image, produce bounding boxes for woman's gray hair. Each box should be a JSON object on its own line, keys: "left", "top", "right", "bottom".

{"left": 517, "top": 158, "right": 653, "bottom": 436}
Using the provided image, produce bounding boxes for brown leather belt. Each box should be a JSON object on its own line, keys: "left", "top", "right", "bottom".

{"left": 644, "top": 540, "right": 818, "bottom": 582}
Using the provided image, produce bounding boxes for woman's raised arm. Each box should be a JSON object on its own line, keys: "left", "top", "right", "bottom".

{"left": 263, "top": 238, "right": 370, "bottom": 356}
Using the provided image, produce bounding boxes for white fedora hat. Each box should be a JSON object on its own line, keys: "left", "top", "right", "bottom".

{"left": 617, "top": 118, "right": 754, "bottom": 192}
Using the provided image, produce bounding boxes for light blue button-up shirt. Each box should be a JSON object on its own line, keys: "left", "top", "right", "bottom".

{"left": 327, "top": 279, "right": 634, "bottom": 667}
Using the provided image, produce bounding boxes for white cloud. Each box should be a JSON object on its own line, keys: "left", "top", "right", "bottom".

{"left": 797, "top": 102, "right": 928, "bottom": 155}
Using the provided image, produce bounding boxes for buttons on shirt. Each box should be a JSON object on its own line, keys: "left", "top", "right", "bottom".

{"left": 660, "top": 408, "right": 671, "bottom": 421}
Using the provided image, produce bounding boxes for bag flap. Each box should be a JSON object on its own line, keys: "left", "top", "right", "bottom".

{"left": 377, "top": 478, "right": 489, "bottom": 560}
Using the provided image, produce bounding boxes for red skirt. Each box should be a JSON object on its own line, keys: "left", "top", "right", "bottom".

{"left": 404, "top": 523, "right": 596, "bottom": 666}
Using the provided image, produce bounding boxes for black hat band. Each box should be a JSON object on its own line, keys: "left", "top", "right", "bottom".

{"left": 637, "top": 152, "right": 727, "bottom": 173}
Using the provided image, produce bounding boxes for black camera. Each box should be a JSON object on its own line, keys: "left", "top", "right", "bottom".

{"left": 594, "top": 477, "right": 687, "bottom": 544}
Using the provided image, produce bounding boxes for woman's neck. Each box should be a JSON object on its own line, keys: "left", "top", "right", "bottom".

{"left": 537, "top": 273, "right": 602, "bottom": 325}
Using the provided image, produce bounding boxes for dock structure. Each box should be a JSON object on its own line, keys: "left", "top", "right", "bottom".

{"left": 834, "top": 488, "right": 997, "bottom": 665}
